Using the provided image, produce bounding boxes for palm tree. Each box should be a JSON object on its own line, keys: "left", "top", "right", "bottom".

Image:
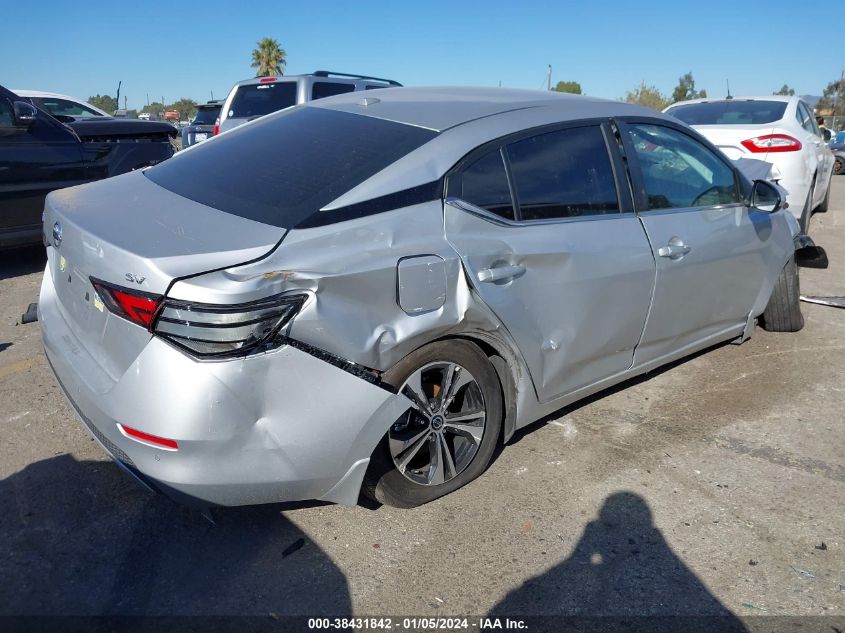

{"left": 251, "top": 38, "right": 286, "bottom": 77}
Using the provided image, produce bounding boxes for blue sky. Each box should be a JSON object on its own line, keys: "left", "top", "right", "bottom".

{"left": 2, "top": 0, "right": 839, "bottom": 109}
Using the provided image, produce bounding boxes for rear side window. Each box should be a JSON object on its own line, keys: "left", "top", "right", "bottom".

{"left": 227, "top": 82, "right": 297, "bottom": 119}
{"left": 455, "top": 150, "right": 515, "bottom": 220}
{"left": 312, "top": 82, "right": 355, "bottom": 100}
{"left": 144, "top": 107, "right": 437, "bottom": 229}
{"left": 666, "top": 101, "right": 788, "bottom": 125}
{"left": 627, "top": 124, "right": 741, "bottom": 210}
{"left": 506, "top": 126, "right": 619, "bottom": 220}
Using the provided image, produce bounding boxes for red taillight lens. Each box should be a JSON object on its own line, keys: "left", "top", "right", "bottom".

{"left": 91, "top": 280, "right": 161, "bottom": 329}
{"left": 213, "top": 123, "right": 219, "bottom": 136}
{"left": 741, "top": 134, "right": 802, "bottom": 153}
{"left": 118, "top": 424, "right": 178, "bottom": 450}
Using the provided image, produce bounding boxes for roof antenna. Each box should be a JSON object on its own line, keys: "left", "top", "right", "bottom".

{"left": 726, "top": 79, "right": 732, "bottom": 100}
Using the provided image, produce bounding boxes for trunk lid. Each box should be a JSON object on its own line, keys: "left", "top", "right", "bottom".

{"left": 43, "top": 170, "right": 286, "bottom": 379}
{"left": 691, "top": 123, "right": 775, "bottom": 160}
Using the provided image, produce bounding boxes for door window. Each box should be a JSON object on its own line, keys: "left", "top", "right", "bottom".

{"left": 797, "top": 102, "right": 817, "bottom": 135}
{"left": 0, "top": 98, "right": 13, "bottom": 128}
{"left": 506, "top": 126, "right": 618, "bottom": 220}
{"left": 454, "top": 149, "right": 515, "bottom": 220}
{"left": 627, "top": 124, "right": 741, "bottom": 210}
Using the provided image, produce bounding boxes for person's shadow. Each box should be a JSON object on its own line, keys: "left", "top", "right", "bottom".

{"left": 0, "top": 454, "right": 351, "bottom": 616}
{"left": 490, "top": 492, "right": 748, "bottom": 632}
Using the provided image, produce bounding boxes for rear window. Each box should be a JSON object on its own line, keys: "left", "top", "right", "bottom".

{"left": 227, "top": 82, "right": 297, "bottom": 119}
{"left": 192, "top": 107, "right": 220, "bottom": 125}
{"left": 144, "top": 107, "right": 437, "bottom": 229}
{"left": 666, "top": 100, "right": 788, "bottom": 125}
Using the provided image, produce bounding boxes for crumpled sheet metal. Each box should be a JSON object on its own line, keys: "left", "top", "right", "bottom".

{"left": 167, "top": 201, "right": 532, "bottom": 439}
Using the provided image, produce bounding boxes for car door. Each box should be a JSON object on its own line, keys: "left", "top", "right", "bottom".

{"left": 795, "top": 101, "right": 830, "bottom": 207}
{"left": 0, "top": 94, "right": 87, "bottom": 243}
{"left": 618, "top": 119, "right": 774, "bottom": 366}
{"left": 444, "top": 121, "right": 655, "bottom": 403}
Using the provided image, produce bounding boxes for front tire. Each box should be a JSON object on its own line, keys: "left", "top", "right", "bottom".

{"left": 362, "top": 340, "right": 503, "bottom": 508}
{"left": 760, "top": 255, "right": 804, "bottom": 332}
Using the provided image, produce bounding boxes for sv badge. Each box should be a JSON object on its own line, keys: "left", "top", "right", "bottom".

{"left": 125, "top": 273, "right": 147, "bottom": 285}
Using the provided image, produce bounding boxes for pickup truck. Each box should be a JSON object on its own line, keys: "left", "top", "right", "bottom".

{"left": 0, "top": 84, "right": 177, "bottom": 248}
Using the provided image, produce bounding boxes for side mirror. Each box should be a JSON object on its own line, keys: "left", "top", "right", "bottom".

{"left": 13, "top": 101, "right": 37, "bottom": 127}
{"left": 751, "top": 180, "right": 783, "bottom": 213}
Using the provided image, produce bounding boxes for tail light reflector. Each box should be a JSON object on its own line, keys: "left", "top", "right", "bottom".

{"left": 741, "top": 134, "right": 802, "bottom": 153}
{"left": 117, "top": 424, "right": 178, "bottom": 450}
{"left": 91, "top": 279, "right": 161, "bottom": 329}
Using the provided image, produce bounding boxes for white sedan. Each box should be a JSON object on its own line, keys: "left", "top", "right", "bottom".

{"left": 664, "top": 96, "right": 834, "bottom": 233}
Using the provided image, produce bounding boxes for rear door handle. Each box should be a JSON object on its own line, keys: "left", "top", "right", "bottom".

{"left": 657, "top": 237, "right": 691, "bottom": 260}
{"left": 477, "top": 264, "right": 525, "bottom": 283}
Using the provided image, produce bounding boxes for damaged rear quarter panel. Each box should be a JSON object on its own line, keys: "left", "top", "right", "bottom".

{"left": 168, "top": 201, "right": 524, "bottom": 375}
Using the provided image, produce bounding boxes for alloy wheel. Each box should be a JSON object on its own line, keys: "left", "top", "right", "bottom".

{"left": 389, "top": 361, "right": 487, "bottom": 486}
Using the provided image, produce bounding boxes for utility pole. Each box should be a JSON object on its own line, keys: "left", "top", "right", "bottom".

{"left": 726, "top": 79, "right": 732, "bottom": 99}
{"left": 115, "top": 81, "right": 121, "bottom": 114}
{"left": 547, "top": 65, "right": 552, "bottom": 91}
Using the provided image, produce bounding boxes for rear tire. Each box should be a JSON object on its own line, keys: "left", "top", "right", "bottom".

{"left": 760, "top": 255, "right": 804, "bottom": 333}
{"left": 362, "top": 340, "right": 503, "bottom": 508}
{"left": 834, "top": 158, "right": 843, "bottom": 176}
{"left": 816, "top": 177, "right": 831, "bottom": 213}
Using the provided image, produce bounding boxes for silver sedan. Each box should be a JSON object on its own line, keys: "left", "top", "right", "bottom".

{"left": 40, "top": 87, "right": 812, "bottom": 508}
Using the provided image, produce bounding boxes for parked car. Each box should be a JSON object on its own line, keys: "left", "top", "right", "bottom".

{"left": 39, "top": 87, "right": 815, "bottom": 509}
{"left": 216, "top": 70, "right": 401, "bottom": 134}
{"left": 0, "top": 84, "right": 177, "bottom": 248}
{"left": 181, "top": 100, "right": 222, "bottom": 148}
{"left": 830, "top": 131, "right": 845, "bottom": 175}
{"left": 13, "top": 89, "right": 110, "bottom": 120}
{"left": 664, "top": 96, "right": 834, "bottom": 232}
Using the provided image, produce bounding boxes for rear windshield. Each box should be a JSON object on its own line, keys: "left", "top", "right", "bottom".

{"left": 666, "top": 100, "right": 788, "bottom": 125}
{"left": 192, "top": 107, "right": 220, "bottom": 125}
{"left": 144, "top": 107, "right": 437, "bottom": 228}
{"left": 227, "top": 82, "right": 297, "bottom": 119}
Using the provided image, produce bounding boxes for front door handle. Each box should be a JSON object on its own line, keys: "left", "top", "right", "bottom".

{"left": 477, "top": 264, "right": 525, "bottom": 283}
{"left": 657, "top": 237, "right": 692, "bottom": 260}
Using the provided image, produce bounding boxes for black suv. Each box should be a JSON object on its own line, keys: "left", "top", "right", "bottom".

{"left": 0, "top": 84, "right": 177, "bottom": 248}
{"left": 181, "top": 100, "right": 223, "bottom": 148}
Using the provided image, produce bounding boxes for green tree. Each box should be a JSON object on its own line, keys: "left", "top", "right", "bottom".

{"left": 670, "top": 72, "right": 706, "bottom": 104}
{"left": 551, "top": 80, "right": 582, "bottom": 94}
{"left": 88, "top": 94, "right": 117, "bottom": 113}
{"left": 167, "top": 98, "right": 198, "bottom": 121}
{"left": 817, "top": 77, "right": 845, "bottom": 118}
{"left": 624, "top": 82, "right": 670, "bottom": 111}
{"left": 774, "top": 84, "right": 795, "bottom": 96}
{"left": 141, "top": 101, "right": 165, "bottom": 116}
{"left": 251, "top": 37, "right": 286, "bottom": 77}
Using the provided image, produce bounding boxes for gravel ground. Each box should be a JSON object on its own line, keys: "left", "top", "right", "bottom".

{"left": 1, "top": 178, "right": 843, "bottom": 629}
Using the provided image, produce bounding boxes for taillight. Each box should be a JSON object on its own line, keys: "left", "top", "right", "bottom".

{"left": 91, "top": 279, "right": 161, "bottom": 329}
{"left": 213, "top": 118, "right": 220, "bottom": 136}
{"left": 153, "top": 294, "right": 306, "bottom": 357}
{"left": 741, "top": 134, "right": 802, "bottom": 153}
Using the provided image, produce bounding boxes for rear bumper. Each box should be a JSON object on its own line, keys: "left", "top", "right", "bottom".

{"left": 39, "top": 267, "right": 409, "bottom": 507}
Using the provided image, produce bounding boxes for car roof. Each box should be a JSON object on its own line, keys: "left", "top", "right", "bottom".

{"left": 231, "top": 74, "right": 395, "bottom": 88}
{"left": 12, "top": 89, "right": 110, "bottom": 116}
{"left": 308, "top": 85, "right": 660, "bottom": 132}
